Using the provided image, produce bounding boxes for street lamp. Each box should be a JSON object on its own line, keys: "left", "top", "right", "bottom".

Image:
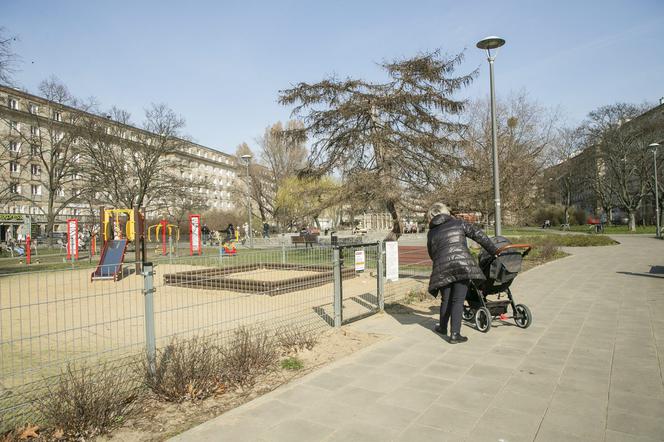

{"left": 240, "top": 154, "right": 253, "bottom": 248}
{"left": 649, "top": 143, "right": 661, "bottom": 239}
{"left": 477, "top": 35, "right": 506, "bottom": 236}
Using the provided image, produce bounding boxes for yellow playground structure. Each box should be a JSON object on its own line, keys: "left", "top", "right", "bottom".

{"left": 147, "top": 220, "right": 180, "bottom": 255}
{"left": 102, "top": 208, "right": 141, "bottom": 241}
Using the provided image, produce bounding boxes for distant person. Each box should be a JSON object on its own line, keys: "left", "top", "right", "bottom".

{"left": 427, "top": 202, "right": 498, "bottom": 344}
{"left": 263, "top": 222, "right": 270, "bottom": 238}
{"left": 225, "top": 223, "right": 235, "bottom": 243}
{"left": 599, "top": 212, "right": 607, "bottom": 233}
{"left": 201, "top": 223, "right": 211, "bottom": 244}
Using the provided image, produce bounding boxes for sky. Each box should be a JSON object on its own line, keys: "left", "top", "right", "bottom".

{"left": 3, "top": 0, "right": 663, "bottom": 155}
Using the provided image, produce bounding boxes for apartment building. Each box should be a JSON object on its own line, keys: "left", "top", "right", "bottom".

{"left": 0, "top": 85, "right": 240, "bottom": 239}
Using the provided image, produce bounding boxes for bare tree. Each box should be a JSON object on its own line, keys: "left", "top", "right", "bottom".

{"left": 449, "top": 92, "right": 560, "bottom": 226}
{"left": 0, "top": 27, "right": 19, "bottom": 86}
{"left": 0, "top": 77, "right": 94, "bottom": 243}
{"left": 279, "top": 50, "right": 474, "bottom": 240}
{"left": 79, "top": 103, "right": 207, "bottom": 215}
{"left": 258, "top": 120, "right": 307, "bottom": 185}
{"left": 234, "top": 142, "right": 274, "bottom": 223}
{"left": 584, "top": 103, "right": 660, "bottom": 230}
{"left": 548, "top": 127, "right": 588, "bottom": 225}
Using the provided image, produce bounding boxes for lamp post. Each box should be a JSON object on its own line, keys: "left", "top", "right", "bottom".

{"left": 649, "top": 143, "right": 661, "bottom": 239}
{"left": 240, "top": 154, "right": 253, "bottom": 248}
{"left": 477, "top": 36, "right": 506, "bottom": 236}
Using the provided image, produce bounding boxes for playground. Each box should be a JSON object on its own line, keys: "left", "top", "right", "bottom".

{"left": 0, "top": 250, "right": 426, "bottom": 403}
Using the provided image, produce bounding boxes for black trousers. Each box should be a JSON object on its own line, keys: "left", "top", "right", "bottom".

{"left": 439, "top": 280, "right": 469, "bottom": 335}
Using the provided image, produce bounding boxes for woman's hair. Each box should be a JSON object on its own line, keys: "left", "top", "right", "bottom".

{"left": 427, "top": 202, "right": 451, "bottom": 220}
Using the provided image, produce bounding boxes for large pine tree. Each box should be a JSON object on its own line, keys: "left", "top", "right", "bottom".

{"left": 279, "top": 50, "right": 475, "bottom": 239}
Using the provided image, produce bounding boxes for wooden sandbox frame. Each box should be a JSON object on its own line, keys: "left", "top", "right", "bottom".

{"left": 163, "top": 262, "right": 357, "bottom": 296}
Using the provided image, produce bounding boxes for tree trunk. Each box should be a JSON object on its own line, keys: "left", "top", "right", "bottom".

{"left": 385, "top": 200, "right": 403, "bottom": 241}
{"left": 46, "top": 193, "right": 56, "bottom": 247}
{"left": 628, "top": 211, "right": 636, "bottom": 231}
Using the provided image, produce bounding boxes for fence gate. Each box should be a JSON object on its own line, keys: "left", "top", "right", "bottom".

{"left": 332, "top": 241, "right": 384, "bottom": 326}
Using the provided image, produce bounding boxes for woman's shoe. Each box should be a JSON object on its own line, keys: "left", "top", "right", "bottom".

{"left": 434, "top": 325, "right": 447, "bottom": 336}
{"left": 448, "top": 333, "right": 468, "bottom": 344}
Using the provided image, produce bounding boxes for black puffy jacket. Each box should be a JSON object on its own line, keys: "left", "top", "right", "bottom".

{"left": 427, "top": 214, "right": 499, "bottom": 296}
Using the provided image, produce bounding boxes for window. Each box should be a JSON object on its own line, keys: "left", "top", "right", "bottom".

{"left": 52, "top": 110, "right": 62, "bottom": 121}
{"left": 9, "top": 162, "right": 19, "bottom": 173}
{"left": 8, "top": 97, "right": 18, "bottom": 110}
{"left": 30, "top": 144, "right": 38, "bottom": 156}
{"left": 9, "top": 183, "right": 19, "bottom": 194}
{"left": 9, "top": 120, "right": 19, "bottom": 132}
{"left": 31, "top": 185, "right": 41, "bottom": 196}
{"left": 31, "top": 164, "right": 40, "bottom": 175}
{"left": 9, "top": 141, "right": 19, "bottom": 152}
{"left": 29, "top": 103, "right": 39, "bottom": 114}
{"left": 30, "top": 126, "right": 39, "bottom": 136}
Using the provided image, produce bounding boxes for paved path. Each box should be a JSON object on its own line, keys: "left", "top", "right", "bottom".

{"left": 172, "top": 236, "right": 664, "bottom": 441}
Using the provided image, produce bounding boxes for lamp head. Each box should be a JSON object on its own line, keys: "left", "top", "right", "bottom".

{"left": 476, "top": 36, "right": 506, "bottom": 50}
{"left": 240, "top": 154, "right": 252, "bottom": 163}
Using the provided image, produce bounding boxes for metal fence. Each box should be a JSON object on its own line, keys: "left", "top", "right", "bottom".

{"left": 0, "top": 240, "right": 431, "bottom": 429}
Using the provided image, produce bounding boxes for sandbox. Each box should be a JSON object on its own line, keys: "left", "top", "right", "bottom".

{"left": 163, "top": 263, "right": 357, "bottom": 295}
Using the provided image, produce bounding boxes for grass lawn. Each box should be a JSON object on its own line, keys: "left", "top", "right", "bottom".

{"left": 565, "top": 225, "right": 657, "bottom": 234}
{"left": 506, "top": 234, "right": 618, "bottom": 247}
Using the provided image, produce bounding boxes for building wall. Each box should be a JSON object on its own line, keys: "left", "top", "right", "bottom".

{"left": 0, "top": 85, "right": 241, "bottom": 234}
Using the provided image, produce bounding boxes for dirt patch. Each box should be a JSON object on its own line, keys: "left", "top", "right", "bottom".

{"left": 95, "top": 327, "right": 382, "bottom": 442}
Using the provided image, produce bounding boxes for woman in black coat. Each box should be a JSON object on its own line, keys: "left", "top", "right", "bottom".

{"left": 427, "top": 203, "right": 498, "bottom": 344}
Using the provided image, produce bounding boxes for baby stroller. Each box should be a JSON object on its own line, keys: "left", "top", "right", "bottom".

{"left": 462, "top": 236, "right": 533, "bottom": 333}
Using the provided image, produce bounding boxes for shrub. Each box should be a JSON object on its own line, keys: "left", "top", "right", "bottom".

{"left": 281, "top": 356, "right": 304, "bottom": 371}
{"left": 220, "top": 327, "right": 279, "bottom": 388}
{"left": 38, "top": 362, "right": 138, "bottom": 439}
{"left": 403, "top": 288, "right": 428, "bottom": 304}
{"left": 276, "top": 326, "right": 318, "bottom": 355}
{"left": 534, "top": 238, "right": 559, "bottom": 261}
{"left": 143, "top": 336, "right": 223, "bottom": 402}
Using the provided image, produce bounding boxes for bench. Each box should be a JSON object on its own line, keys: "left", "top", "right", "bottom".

{"left": 291, "top": 234, "right": 319, "bottom": 247}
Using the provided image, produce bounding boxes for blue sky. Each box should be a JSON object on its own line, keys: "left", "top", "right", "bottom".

{"left": 4, "top": 0, "right": 663, "bottom": 154}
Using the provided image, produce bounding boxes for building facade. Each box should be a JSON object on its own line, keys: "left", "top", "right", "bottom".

{"left": 542, "top": 102, "right": 664, "bottom": 225}
{"left": 0, "top": 85, "right": 241, "bottom": 240}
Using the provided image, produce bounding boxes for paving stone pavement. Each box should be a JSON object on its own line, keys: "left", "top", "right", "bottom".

{"left": 171, "top": 235, "right": 664, "bottom": 442}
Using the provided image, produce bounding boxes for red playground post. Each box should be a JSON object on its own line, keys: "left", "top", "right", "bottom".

{"left": 26, "top": 235, "right": 31, "bottom": 264}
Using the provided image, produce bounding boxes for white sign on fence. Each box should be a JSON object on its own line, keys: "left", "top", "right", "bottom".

{"left": 354, "top": 250, "right": 365, "bottom": 272}
{"left": 189, "top": 214, "right": 201, "bottom": 256}
{"left": 66, "top": 219, "right": 78, "bottom": 261}
{"left": 385, "top": 241, "right": 399, "bottom": 281}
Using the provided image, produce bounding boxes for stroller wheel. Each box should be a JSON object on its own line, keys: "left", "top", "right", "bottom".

{"left": 514, "top": 304, "right": 532, "bottom": 329}
{"left": 462, "top": 307, "right": 475, "bottom": 321}
{"left": 475, "top": 307, "right": 492, "bottom": 333}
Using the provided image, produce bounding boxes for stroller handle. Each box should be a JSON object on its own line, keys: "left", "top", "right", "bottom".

{"left": 495, "top": 243, "right": 532, "bottom": 257}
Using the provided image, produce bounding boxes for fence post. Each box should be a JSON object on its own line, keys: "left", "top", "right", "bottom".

{"left": 377, "top": 240, "right": 384, "bottom": 311}
{"left": 142, "top": 262, "right": 157, "bottom": 376}
{"left": 333, "top": 246, "right": 343, "bottom": 328}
